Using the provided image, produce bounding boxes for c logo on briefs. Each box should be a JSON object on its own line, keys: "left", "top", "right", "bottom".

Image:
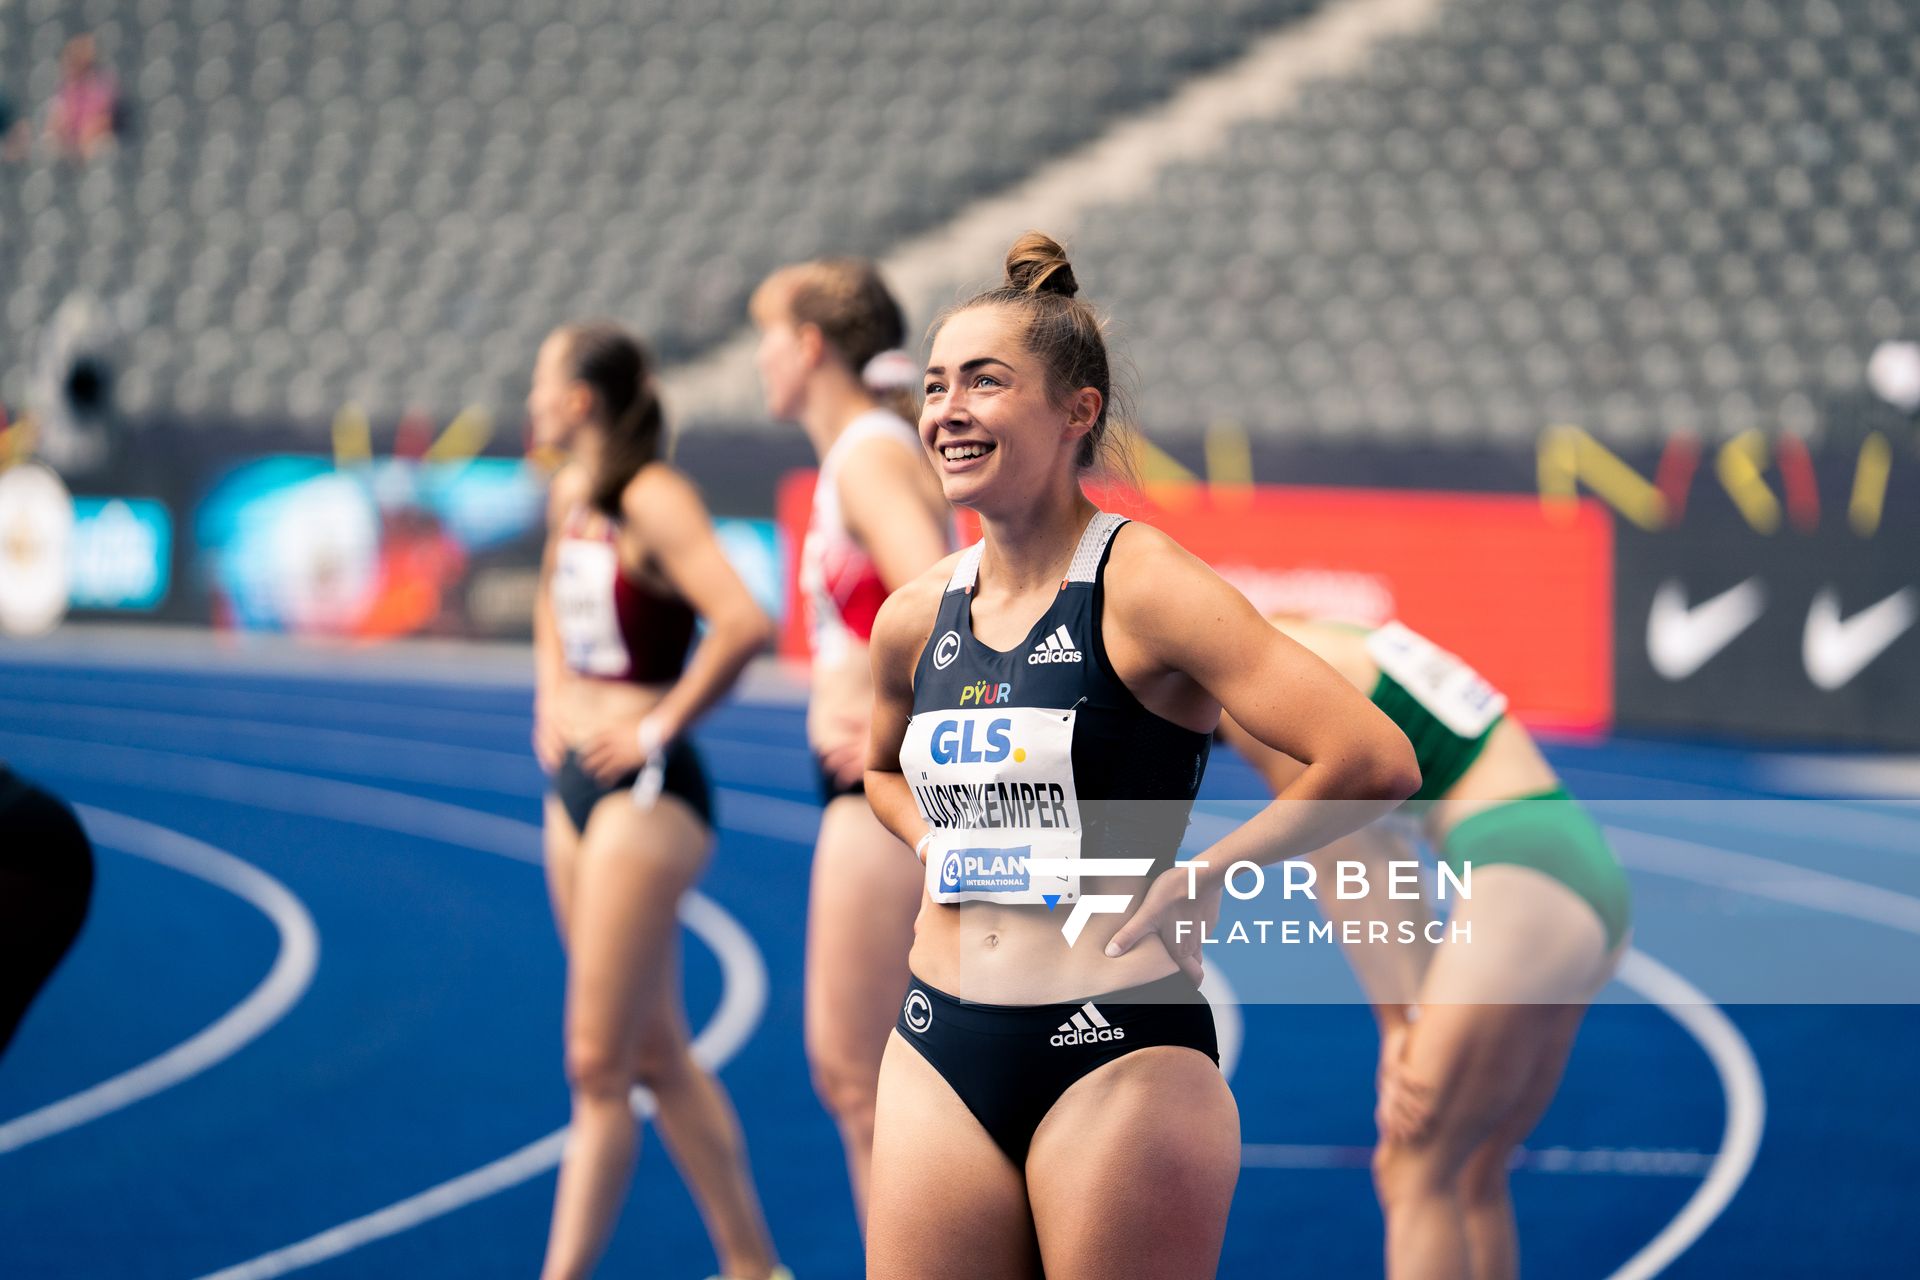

{"left": 932, "top": 630, "right": 961, "bottom": 670}
{"left": 903, "top": 989, "right": 934, "bottom": 1034}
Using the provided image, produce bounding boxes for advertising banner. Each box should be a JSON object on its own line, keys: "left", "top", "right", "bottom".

{"left": 1614, "top": 502, "right": 1919, "bottom": 747}
{"left": 779, "top": 475, "right": 1614, "bottom": 731}
{"left": 1573, "top": 425, "right": 1920, "bottom": 747}
{"left": 0, "top": 463, "right": 175, "bottom": 634}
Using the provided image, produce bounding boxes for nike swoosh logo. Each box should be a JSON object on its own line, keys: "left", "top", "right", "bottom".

{"left": 1804, "top": 587, "right": 1917, "bottom": 691}
{"left": 1647, "top": 578, "right": 1767, "bottom": 680}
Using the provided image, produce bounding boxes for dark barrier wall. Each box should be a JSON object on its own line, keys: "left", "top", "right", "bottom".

{"left": 24, "top": 414, "right": 1920, "bottom": 748}
{"left": 1607, "top": 435, "right": 1919, "bottom": 748}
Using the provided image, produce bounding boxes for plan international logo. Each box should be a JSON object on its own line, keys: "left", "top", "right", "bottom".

{"left": 940, "top": 846, "right": 1032, "bottom": 894}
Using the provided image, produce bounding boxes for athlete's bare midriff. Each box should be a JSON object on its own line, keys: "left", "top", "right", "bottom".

{"left": 1421, "top": 717, "right": 1560, "bottom": 842}
{"left": 553, "top": 673, "right": 670, "bottom": 749}
{"left": 907, "top": 869, "right": 1182, "bottom": 1005}
{"left": 806, "top": 643, "right": 873, "bottom": 758}
{"left": 1269, "top": 618, "right": 1563, "bottom": 843}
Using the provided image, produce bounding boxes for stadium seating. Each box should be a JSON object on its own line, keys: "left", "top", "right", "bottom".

{"left": 6, "top": 0, "right": 1912, "bottom": 446}
{"left": 1073, "top": 0, "right": 1918, "bottom": 445}
{"left": 0, "top": 0, "right": 1316, "bottom": 425}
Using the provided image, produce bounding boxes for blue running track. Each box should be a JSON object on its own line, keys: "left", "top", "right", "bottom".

{"left": 1, "top": 655, "right": 1916, "bottom": 1277}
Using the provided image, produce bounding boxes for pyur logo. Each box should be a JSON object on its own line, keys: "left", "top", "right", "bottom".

{"left": 1051, "top": 1002, "right": 1125, "bottom": 1047}
{"left": 958, "top": 679, "right": 1013, "bottom": 707}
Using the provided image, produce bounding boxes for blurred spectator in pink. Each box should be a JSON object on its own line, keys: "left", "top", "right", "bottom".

{"left": 46, "top": 34, "right": 119, "bottom": 161}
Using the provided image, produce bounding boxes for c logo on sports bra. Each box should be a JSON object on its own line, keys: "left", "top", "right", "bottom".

{"left": 903, "top": 989, "right": 933, "bottom": 1034}
{"left": 932, "top": 629, "right": 961, "bottom": 670}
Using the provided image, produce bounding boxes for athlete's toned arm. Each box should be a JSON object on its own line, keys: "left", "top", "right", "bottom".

{"left": 532, "top": 464, "right": 587, "bottom": 771}
{"left": 1105, "top": 527, "right": 1420, "bottom": 965}
{"left": 836, "top": 437, "right": 949, "bottom": 592}
{"left": 575, "top": 465, "right": 777, "bottom": 780}
{"left": 1218, "top": 713, "right": 1433, "bottom": 1023}
{"left": 861, "top": 563, "right": 954, "bottom": 857}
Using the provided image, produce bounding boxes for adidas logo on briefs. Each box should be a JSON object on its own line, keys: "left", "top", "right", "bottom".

{"left": 1050, "top": 1002, "right": 1125, "bottom": 1047}
{"left": 1028, "top": 624, "right": 1083, "bottom": 665}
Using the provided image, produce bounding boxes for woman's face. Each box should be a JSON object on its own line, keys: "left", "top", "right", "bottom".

{"left": 919, "top": 306, "right": 1095, "bottom": 513}
{"left": 752, "top": 290, "right": 812, "bottom": 423}
{"left": 527, "top": 334, "right": 590, "bottom": 450}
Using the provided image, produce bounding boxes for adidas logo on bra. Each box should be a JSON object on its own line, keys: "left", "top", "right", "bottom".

{"left": 1028, "top": 625, "right": 1083, "bottom": 665}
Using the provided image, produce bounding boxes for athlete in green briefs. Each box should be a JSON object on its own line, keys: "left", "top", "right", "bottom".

{"left": 1218, "top": 616, "right": 1630, "bottom": 1280}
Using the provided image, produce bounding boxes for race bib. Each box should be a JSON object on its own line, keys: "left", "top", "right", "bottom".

{"left": 1366, "top": 621, "right": 1507, "bottom": 739}
{"left": 900, "top": 706, "right": 1082, "bottom": 904}
{"left": 552, "top": 539, "right": 628, "bottom": 677}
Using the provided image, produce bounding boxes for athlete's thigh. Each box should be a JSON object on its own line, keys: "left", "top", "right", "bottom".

{"left": 1397, "top": 877, "right": 1605, "bottom": 1158}
{"left": 867, "top": 1032, "right": 1039, "bottom": 1280}
{"left": 1461, "top": 1001, "right": 1587, "bottom": 1178}
{"left": 806, "top": 798, "right": 921, "bottom": 1064}
{"left": 544, "top": 793, "right": 582, "bottom": 937}
{"left": 1437, "top": 866, "right": 1609, "bottom": 1006}
{"left": 1027, "top": 1047, "right": 1239, "bottom": 1280}
{"left": 630, "top": 919, "right": 693, "bottom": 1071}
{"left": 564, "top": 795, "right": 709, "bottom": 1058}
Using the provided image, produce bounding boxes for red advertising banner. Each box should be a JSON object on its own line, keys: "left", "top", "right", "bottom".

{"left": 779, "top": 475, "right": 1613, "bottom": 731}
{"left": 776, "top": 468, "right": 818, "bottom": 662}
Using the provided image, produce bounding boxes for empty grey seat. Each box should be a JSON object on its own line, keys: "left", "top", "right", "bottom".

{"left": 2, "top": 0, "right": 1320, "bottom": 426}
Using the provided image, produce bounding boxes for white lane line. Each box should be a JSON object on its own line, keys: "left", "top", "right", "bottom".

{"left": 0, "top": 632, "right": 811, "bottom": 708}
{"left": 0, "top": 702, "right": 810, "bottom": 782}
{"left": 1761, "top": 753, "right": 1920, "bottom": 798}
{"left": 0, "top": 677, "right": 808, "bottom": 748}
{"left": 1241, "top": 1143, "right": 1715, "bottom": 1176}
{"left": 194, "top": 889, "right": 768, "bottom": 1280}
{"left": 1597, "top": 823, "right": 1920, "bottom": 1280}
{"left": 1609, "top": 826, "right": 1920, "bottom": 935}
{"left": 0, "top": 702, "right": 538, "bottom": 791}
{"left": 1602, "top": 950, "right": 1765, "bottom": 1280}
{"left": 1589, "top": 797, "right": 1920, "bottom": 862}
{"left": 0, "top": 808, "right": 319, "bottom": 1156}
{"left": 29, "top": 748, "right": 780, "bottom": 1278}
{"left": 0, "top": 678, "right": 535, "bottom": 738}
{"left": 0, "top": 730, "right": 816, "bottom": 853}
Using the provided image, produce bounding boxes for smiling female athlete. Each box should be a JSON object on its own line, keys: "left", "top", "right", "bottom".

{"left": 860, "top": 234, "right": 1420, "bottom": 1279}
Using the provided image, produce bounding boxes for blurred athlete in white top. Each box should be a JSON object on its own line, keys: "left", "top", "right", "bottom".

{"left": 751, "top": 258, "right": 951, "bottom": 1229}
